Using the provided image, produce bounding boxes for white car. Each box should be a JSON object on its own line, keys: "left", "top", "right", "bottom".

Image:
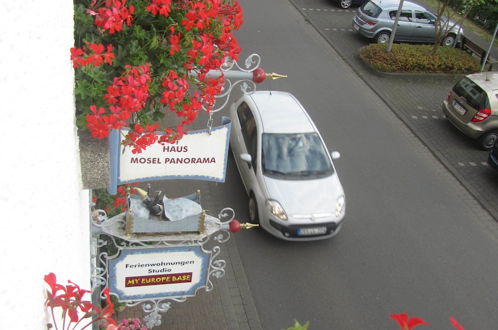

{"left": 229, "top": 91, "right": 346, "bottom": 241}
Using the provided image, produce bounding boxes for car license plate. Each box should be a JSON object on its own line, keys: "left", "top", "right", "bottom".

{"left": 297, "top": 226, "right": 327, "bottom": 236}
{"left": 353, "top": 23, "right": 360, "bottom": 31}
{"left": 453, "top": 100, "right": 466, "bottom": 116}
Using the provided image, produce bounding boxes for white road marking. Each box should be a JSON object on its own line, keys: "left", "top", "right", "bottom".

{"left": 457, "top": 161, "right": 489, "bottom": 167}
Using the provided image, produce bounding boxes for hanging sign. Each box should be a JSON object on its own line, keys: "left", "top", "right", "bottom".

{"left": 108, "top": 246, "right": 209, "bottom": 301}
{"left": 108, "top": 117, "right": 231, "bottom": 194}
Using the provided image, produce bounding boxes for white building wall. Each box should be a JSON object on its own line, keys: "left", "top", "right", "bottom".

{"left": 0, "top": 1, "right": 91, "bottom": 328}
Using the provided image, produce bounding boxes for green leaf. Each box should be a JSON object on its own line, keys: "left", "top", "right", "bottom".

{"left": 285, "top": 320, "right": 310, "bottom": 330}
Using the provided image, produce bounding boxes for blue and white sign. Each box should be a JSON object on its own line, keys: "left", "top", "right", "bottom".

{"left": 108, "top": 246, "right": 209, "bottom": 301}
{"left": 108, "top": 117, "right": 231, "bottom": 194}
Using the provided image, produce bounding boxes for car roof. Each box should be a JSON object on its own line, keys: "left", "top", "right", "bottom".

{"left": 247, "top": 91, "right": 316, "bottom": 134}
{"left": 465, "top": 72, "right": 498, "bottom": 92}
{"left": 370, "top": 0, "right": 426, "bottom": 11}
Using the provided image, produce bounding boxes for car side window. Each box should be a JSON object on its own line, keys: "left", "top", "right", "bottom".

{"left": 237, "top": 102, "right": 254, "bottom": 147}
{"left": 415, "top": 11, "right": 434, "bottom": 24}
{"left": 389, "top": 10, "right": 413, "bottom": 22}
{"left": 236, "top": 102, "right": 258, "bottom": 171}
{"left": 248, "top": 129, "right": 258, "bottom": 171}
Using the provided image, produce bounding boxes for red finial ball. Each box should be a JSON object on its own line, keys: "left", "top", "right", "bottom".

{"left": 252, "top": 68, "right": 266, "bottom": 83}
{"left": 229, "top": 220, "right": 241, "bottom": 233}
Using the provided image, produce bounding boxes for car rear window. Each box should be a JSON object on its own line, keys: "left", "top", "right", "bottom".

{"left": 361, "top": 1, "right": 382, "bottom": 18}
{"left": 453, "top": 77, "right": 490, "bottom": 110}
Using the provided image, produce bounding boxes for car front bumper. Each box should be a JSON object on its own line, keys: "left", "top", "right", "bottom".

{"left": 266, "top": 219, "right": 344, "bottom": 241}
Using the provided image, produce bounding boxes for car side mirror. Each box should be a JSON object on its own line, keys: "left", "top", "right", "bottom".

{"left": 331, "top": 151, "right": 341, "bottom": 160}
{"left": 240, "top": 153, "right": 252, "bottom": 167}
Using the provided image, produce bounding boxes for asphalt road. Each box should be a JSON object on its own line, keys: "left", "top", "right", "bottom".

{"left": 292, "top": 0, "right": 498, "bottom": 226}
{"left": 216, "top": 0, "right": 498, "bottom": 328}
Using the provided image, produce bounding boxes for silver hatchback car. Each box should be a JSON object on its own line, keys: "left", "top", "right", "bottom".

{"left": 352, "top": 0, "right": 463, "bottom": 46}
{"left": 229, "top": 91, "right": 346, "bottom": 241}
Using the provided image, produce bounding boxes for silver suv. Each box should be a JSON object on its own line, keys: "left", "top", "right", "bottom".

{"left": 442, "top": 72, "right": 498, "bottom": 150}
{"left": 352, "top": 0, "right": 463, "bottom": 46}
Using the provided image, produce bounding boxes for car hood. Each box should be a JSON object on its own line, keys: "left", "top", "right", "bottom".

{"left": 440, "top": 16, "right": 462, "bottom": 32}
{"left": 263, "top": 174, "right": 344, "bottom": 217}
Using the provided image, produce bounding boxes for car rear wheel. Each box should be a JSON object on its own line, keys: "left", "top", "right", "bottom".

{"left": 478, "top": 131, "right": 498, "bottom": 150}
{"left": 375, "top": 31, "right": 391, "bottom": 44}
{"left": 442, "top": 34, "right": 456, "bottom": 47}
{"left": 248, "top": 194, "right": 259, "bottom": 224}
{"left": 340, "top": 0, "right": 352, "bottom": 8}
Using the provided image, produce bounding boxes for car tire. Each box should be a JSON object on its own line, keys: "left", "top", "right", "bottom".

{"left": 248, "top": 194, "right": 259, "bottom": 224}
{"left": 442, "top": 34, "right": 456, "bottom": 47}
{"left": 478, "top": 131, "right": 498, "bottom": 150}
{"left": 340, "top": 0, "right": 352, "bottom": 8}
{"left": 375, "top": 31, "right": 391, "bottom": 44}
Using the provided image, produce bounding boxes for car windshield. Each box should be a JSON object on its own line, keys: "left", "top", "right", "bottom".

{"left": 361, "top": 1, "right": 382, "bottom": 18}
{"left": 262, "top": 132, "right": 333, "bottom": 179}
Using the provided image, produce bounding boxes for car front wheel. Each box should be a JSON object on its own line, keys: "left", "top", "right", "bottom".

{"left": 340, "top": 0, "right": 352, "bottom": 8}
{"left": 375, "top": 31, "right": 391, "bottom": 44}
{"left": 442, "top": 34, "right": 456, "bottom": 47}
{"left": 478, "top": 131, "right": 498, "bottom": 150}
{"left": 248, "top": 194, "right": 259, "bottom": 224}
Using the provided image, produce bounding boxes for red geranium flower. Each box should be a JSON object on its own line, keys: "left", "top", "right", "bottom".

{"left": 390, "top": 313, "right": 429, "bottom": 330}
{"left": 450, "top": 317, "right": 465, "bottom": 330}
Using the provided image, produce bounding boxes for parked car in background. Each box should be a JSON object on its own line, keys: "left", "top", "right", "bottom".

{"left": 352, "top": 0, "right": 463, "bottom": 46}
{"left": 229, "top": 91, "right": 346, "bottom": 241}
{"left": 332, "top": 0, "right": 368, "bottom": 9}
{"left": 442, "top": 72, "right": 498, "bottom": 150}
{"left": 487, "top": 141, "right": 498, "bottom": 169}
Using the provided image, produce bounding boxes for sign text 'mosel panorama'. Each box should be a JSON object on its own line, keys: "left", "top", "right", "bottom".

{"left": 108, "top": 117, "right": 231, "bottom": 194}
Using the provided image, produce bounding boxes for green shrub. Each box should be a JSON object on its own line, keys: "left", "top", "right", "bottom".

{"left": 359, "top": 44, "right": 480, "bottom": 74}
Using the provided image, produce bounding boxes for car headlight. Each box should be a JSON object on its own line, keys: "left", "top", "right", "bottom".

{"left": 335, "top": 195, "right": 345, "bottom": 217}
{"left": 266, "top": 199, "right": 288, "bottom": 220}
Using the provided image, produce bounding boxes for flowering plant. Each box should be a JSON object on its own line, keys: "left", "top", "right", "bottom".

{"left": 92, "top": 183, "right": 138, "bottom": 218}
{"left": 390, "top": 313, "right": 464, "bottom": 330}
{"left": 44, "top": 272, "right": 117, "bottom": 329}
{"left": 115, "top": 318, "right": 148, "bottom": 330}
{"left": 73, "top": 0, "right": 243, "bottom": 153}
{"left": 44, "top": 273, "right": 148, "bottom": 329}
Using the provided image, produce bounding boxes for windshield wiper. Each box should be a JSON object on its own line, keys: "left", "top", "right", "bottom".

{"left": 264, "top": 169, "right": 287, "bottom": 175}
{"left": 295, "top": 170, "right": 326, "bottom": 176}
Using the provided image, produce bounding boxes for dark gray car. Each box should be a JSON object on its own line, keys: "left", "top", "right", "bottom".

{"left": 352, "top": 0, "right": 463, "bottom": 46}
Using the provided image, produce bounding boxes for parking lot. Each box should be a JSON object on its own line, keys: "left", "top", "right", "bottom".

{"left": 291, "top": 0, "right": 498, "bottom": 220}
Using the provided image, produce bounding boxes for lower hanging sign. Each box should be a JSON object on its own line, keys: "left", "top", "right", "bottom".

{"left": 108, "top": 245, "right": 209, "bottom": 301}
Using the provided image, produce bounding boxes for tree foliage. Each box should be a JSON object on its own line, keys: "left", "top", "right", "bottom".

{"left": 432, "top": 0, "right": 485, "bottom": 54}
